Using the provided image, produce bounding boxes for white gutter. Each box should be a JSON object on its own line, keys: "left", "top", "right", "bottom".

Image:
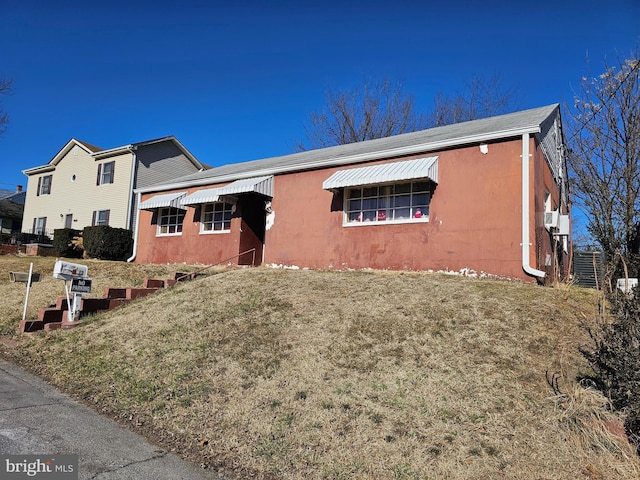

{"left": 521, "top": 133, "right": 546, "bottom": 279}
{"left": 127, "top": 191, "right": 141, "bottom": 263}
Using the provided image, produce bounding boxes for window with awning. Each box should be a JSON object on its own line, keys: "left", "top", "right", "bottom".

{"left": 322, "top": 157, "right": 438, "bottom": 226}
{"left": 322, "top": 157, "right": 438, "bottom": 190}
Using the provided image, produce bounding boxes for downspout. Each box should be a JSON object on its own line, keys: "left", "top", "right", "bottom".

{"left": 126, "top": 146, "right": 139, "bottom": 263}
{"left": 125, "top": 145, "right": 138, "bottom": 229}
{"left": 521, "top": 133, "right": 546, "bottom": 279}
{"left": 127, "top": 191, "right": 141, "bottom": 263}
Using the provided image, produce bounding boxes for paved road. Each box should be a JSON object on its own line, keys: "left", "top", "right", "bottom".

{"left": 0, "top": 357, "right": 226, "bottom": 479}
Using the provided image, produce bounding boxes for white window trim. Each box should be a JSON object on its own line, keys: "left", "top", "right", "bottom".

{"left": 98, "top": 161, "right": 115, "bottom": 185}
{"left": 156, "top": 207, "right": 185, "bottom": 237}
{"left": 199, "top": 202, "right": 233, "bottom": 234}
{"left": 95, "top": 210, "right": 110, "bottom": 226}
{"left": 343, "top": 215, "right": 430, "bottom": 227}
{"left": 342, "top": 180, "right": 433, "bottom": 227}
{"left": 39, "top": 175, "right": 52, "bottom": 195}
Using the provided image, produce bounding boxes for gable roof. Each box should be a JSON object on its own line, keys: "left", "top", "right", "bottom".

{"left": 139, "top": 104, "right": 560, "bottom": 193}
{"left": 22, "top": 136, "right": 207, "bottom": 175}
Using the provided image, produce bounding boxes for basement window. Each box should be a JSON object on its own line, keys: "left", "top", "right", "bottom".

{"left": 200, "top": 202, "right": 233, "bottom": 233}
{"left": 157, "top": 207, "right": 185, "bottom": 236}
{"left": 345, "top": 180, "right": 434, "bottom": 225}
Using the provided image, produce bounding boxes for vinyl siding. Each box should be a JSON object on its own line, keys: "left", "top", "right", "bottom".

{"left": 22, "top": 148, "right": 135, "bottom": 232}
{"left": 136, "top": 141, "right": 202, "bottom": 189}
{"left": 130, "top": 140, "right": 204, "bottom": 232}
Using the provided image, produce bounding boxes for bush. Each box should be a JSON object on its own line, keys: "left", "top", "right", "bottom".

{"left": 581, "top": 289, "right": 640, "bottom": 454}
{"left": 83, "top": 225, "right": 133, "bottom": 261}
{"left": 53, "top": 228, "right": 83, "bottom": 258}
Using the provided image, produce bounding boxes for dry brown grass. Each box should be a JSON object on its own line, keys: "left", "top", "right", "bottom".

{"left": 1, "top": 257, "right": 639, "bottom": 479}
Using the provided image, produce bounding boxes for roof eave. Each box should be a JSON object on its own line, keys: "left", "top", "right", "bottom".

{"left": 136, "top": 124, "right": 542, "bottom": 194}
{"left": 22, "top": 165, "right": 56, "bottom": 175}
{"left": 92, "top": 145, "right": 134, "bottom": 159}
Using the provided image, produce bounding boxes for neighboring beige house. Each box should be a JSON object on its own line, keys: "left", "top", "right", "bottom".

{"left": 22, "top": 136, "right": 207, "bottom": 237}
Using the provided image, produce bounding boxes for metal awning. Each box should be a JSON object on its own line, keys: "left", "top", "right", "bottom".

{"left": 322, "top": 156, "right": 438, "bottom": 190}
{"left": 180, "top": 176, "right": 274, "bottom": 206}
{"left": 180, "top": 188, "right": 221, "bottom": 206}
{"left": 138, "top": 191, "right": 187, "bottom": 210}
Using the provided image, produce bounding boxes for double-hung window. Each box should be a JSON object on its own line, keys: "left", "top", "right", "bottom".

{"left": 157, "top": 207, "right": 185, "bottom": 236}
{"left": 37, "top": 175, "right": 52, "bottom": 196}
{"left": 92, "top": 210, "right": 110, "bottom": 226}
{"left": 201, "top": 202, "right": 233, "bottom": 233}
{"left": 346, "top": 180, "right": 433, "bottom": 224}
{"left": 97, "top": 161, "right": 115, "bottom": 185}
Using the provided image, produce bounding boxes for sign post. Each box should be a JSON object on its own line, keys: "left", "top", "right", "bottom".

{"left": 53, "top": 260, "right": 89, "bottom": 323}
{"left": 22, "top": 262, "right": 33, "bottom": 321}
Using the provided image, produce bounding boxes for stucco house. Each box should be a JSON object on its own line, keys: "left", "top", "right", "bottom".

{"left": 21, "top": 136, "right": 207, "bottom": 237}
{"left": 131, "top": 104, "right": 570, "bottom": 283}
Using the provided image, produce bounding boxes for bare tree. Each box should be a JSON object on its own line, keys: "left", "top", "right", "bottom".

{"left": 0, "top": 78, "right": 12, "bottom": 136}
{"left": 295, "top": 79, "right": 428, "bottom": 151}
{"left": 566, "top": 50, "right": 640, "bottom": 272}
{"left": 427, "top": 73, "right": 520, "bottom": 127}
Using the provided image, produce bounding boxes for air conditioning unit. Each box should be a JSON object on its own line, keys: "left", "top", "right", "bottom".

{"left": 556, "top": 215, "right": 570, "bottom": 236}
{"left": 544, "top": 210, "right": 559, "bottom": 230}
{"left": 617, "top": 278, "right": 638, "bottom": 294}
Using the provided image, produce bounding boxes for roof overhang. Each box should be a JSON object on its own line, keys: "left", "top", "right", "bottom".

{"left": 139, "top": 191, "right": 187, "bottom": 210}
{"left": 137, "top": 105, "right": 559, "bottom": 194}
{"left": 181, "top": 176, "right": 273, "bottom": 206}
{"left": 322, "top": 157, "right": 438, "bottom": 190}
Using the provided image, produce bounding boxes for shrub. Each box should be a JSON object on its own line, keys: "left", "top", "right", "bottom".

{"left": 53, "top": 228, "right": 83, "bottom": 258}
{"left": 581, "top": 289, "right": 640, "bottom": 454}
{"left": 83, "top": 225, "right": 133, "bottom": 261}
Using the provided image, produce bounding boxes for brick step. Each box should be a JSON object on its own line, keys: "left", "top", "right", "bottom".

{"left": 37, "top": 308, "right": 64, "bottom": 323}
{"left": 127, "top": 288, "right": 158, "bottom": 300}
{"left": 19, "top": 272, "right": 187, "bottom": 334}
{"left": 19, "top": 319, "right": 44, "bottom": 333}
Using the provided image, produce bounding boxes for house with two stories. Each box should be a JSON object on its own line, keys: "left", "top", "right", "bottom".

{"left": 21, "top": 136, "right": 207, "bottom": 238}
{"left": 130, "top": 104, "right": 570, "bottom": 283}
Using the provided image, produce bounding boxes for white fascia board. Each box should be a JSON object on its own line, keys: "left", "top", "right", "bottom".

{"left": 92, "top": 145, "right": 134, "bottom": 159}
{"left": 22, "top": 165, "right": 56, "bottom": 175}
{"left": 135, "top": 125, "right": 542, "bottom": 194}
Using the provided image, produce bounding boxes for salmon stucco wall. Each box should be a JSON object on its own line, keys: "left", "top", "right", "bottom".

{"left": 134, "top": 195, "right": 243, "bottom": 265}
{"left": 263, "top": 139, "right": 537, "bottom": 280}
{"left": 135, "top": 136, "right": 565, "bottom": 283}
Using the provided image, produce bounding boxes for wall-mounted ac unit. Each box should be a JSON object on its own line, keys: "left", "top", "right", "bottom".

{"left": 617, "top": 278, "right": 638, "bottom": 294}
{"left": 544, "top": 210, "right": 559, "bottom": 230}
{"left": 556, "top": 215, "right": 570, "bottom": 236}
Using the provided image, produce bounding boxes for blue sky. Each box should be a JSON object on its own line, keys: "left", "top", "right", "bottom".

{"left": 0, "top": 0, "right": 638, "bottom": 214}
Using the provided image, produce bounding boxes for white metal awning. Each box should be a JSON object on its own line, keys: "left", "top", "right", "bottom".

{"left": 322, "top": 156, "right": 439, "bottom": 190}
{"left": 138, "top": 191, "right": 187, "bottom": 210}
{"left": 180, "top": 188, "right": 221, "bottom": 206}
{"left": 180, "top": 176, "right": 274, "bottom": 206}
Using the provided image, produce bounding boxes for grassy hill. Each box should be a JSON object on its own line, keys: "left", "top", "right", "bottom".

{"left": 1, "top": 257, "right": 639, "bottom": 479}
